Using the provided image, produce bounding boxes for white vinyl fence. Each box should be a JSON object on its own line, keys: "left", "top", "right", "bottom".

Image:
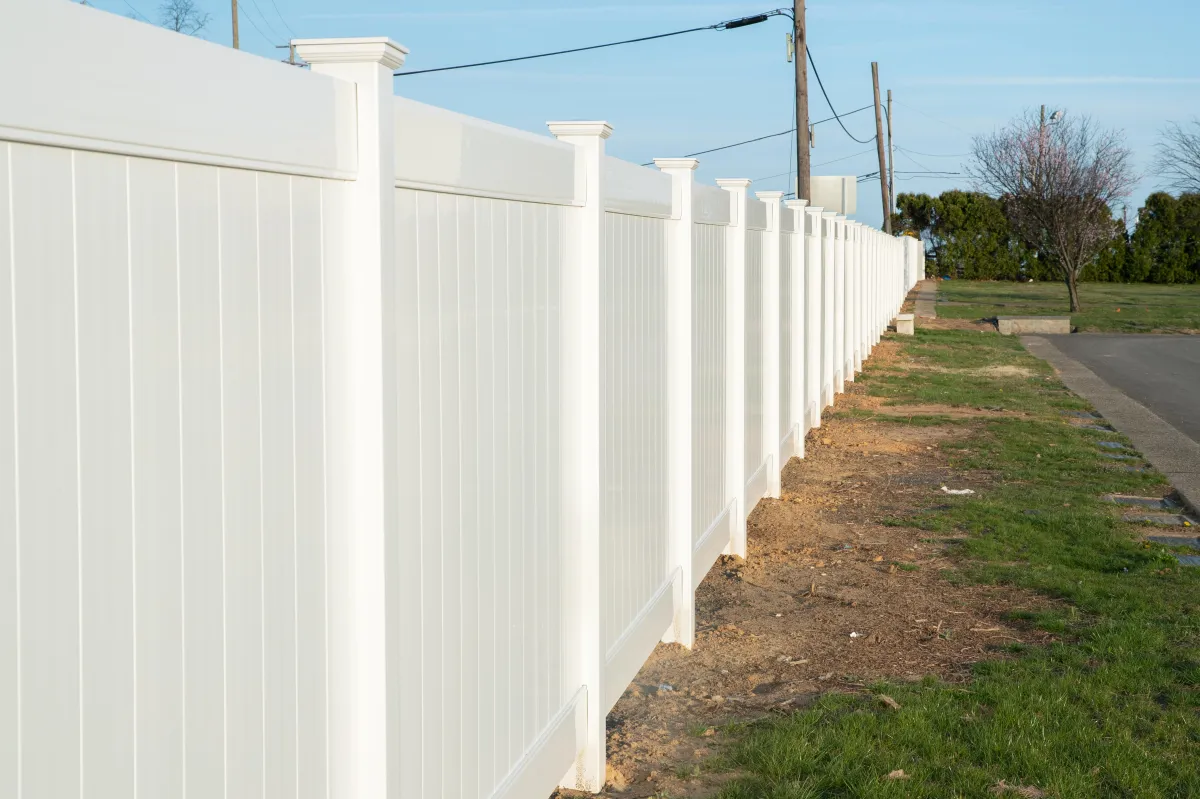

{"left": 1, "top": 3, "right": 922, "bottom": 798}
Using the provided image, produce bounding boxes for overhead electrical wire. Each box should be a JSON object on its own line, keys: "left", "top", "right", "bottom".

{"left": 393, "top": 6, "right": 883, "bottom": 158}
{"left": 896, "top": 146, "right": 969, "bottom": 158}
{"left": 895, "top": 100, "right": 973, "bottom": 137}
{"left": 754, "top": 148, "right": 876, "bottom": 183}
{"left": 638, "top": 105, "right": 873, "bottom": 166}
{"left": 266, "top": 0, "right": 297, "bottom": 38}
{"left": 394, "top": 10, "right": 785, "bottom": 77}
{"left": 243, "top": 0, "right": 286, "bottom": 43}
{"left": 120, "top": 0, "right": 151, "bottom": 22}
{"left": 805, "top": 46, "right": 875, "bottom": 144}
{"left": 896, "top": 148, "right": 936, "bottom": 174}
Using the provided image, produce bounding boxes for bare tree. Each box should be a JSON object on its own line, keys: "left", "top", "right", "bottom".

{"left": 159, "top": 0, "right": 210, "bottom": 36}
{"left": 967, "top": 110, "right": 1135, "bottom": 312}
{"left": 1154, "top": 119, "right": 1200, "bottom": 195}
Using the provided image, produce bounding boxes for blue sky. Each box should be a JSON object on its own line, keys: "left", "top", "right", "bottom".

{"left": 96, "top": 0, "right": 1200, "bottom": 228}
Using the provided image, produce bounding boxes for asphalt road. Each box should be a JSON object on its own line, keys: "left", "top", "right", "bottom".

{"left": 1044, "top": 335, "right": 1200, "bottom": 445}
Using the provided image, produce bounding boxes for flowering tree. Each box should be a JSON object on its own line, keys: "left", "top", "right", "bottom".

{"left": 967, "top": 110, "right": 1135, "bottom": 312}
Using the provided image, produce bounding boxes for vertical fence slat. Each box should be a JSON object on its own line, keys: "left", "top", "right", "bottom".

{"left": 717, "top": 178, "right": 748, "bottom": 558}
{"left": 258, "top": 171, "right": 298, "bottom": 799}
{"left": 219, "top": 166, "right": 265, "bottom": 799}
{"left": 0, "top": 143, "right": 15, "bottom": 799}
{"left": 291, "top": 176, "right": 328, "bottom": 799}
{"left": 74, "top": 150, "right": 137, "bottom": 799}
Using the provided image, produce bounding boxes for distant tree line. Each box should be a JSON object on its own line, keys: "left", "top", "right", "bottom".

{"left": 894, "top": 189, "right": 1200, "bottom": 285}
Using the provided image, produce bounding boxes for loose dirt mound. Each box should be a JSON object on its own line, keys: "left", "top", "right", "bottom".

{"left": 556, "top": 404, "right": 1054, "bottom": 798}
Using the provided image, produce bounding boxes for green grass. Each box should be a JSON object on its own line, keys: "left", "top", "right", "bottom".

{"left": 712, "top": 330, "right": 1200, "bottom": 799}
{"left": 936, "top": 281, "right": 1200, "bottom": 333}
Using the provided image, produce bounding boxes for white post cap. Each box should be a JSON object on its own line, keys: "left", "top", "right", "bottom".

{"left": 292, "top": 37, "right": 408, "bottom": 70}
{"left": 653, "top": 158, "right": 699, "bottom": 171}
{"left": 547, "top": 121, "right": 613, "bottom": 139}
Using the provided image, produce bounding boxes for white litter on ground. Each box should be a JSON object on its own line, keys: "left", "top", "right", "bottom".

{"left": 941, "top": 486, "right": 976, "bottom": 496}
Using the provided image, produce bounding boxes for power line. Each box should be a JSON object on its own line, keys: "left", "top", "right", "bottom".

{"left": 751, "top": 148, "right": 888, "bottom": 183}
{"left": 120, "top": 0, "right": 151, "bottom": 22}
{"left": 859, "top": 170, "right": 961, "bottom": 183}
{"left": 637, "top": 105, "right": 873, "bottom": 166}
{"left": 266, "top": 0, "right": 296, "bottom": 38}
{"left": 236, "top": 3, "right": 278, "bottom": 45}
{"left": 894, "top": 100, "right": 973, "bottom": 137}
{"left": 394, "top": 10, "right": 784, "bottom": 77}
{"left": 806, "top": 46, "right": 875, "bottom": 144}
{"left": 896, "top": 148, "right": 935, "bottom": 174}
{"left": 896, "top": 146, "right": 969, "bottom": 158}
{"left": 242, "top": 0, "right": 285, "bottom": 43}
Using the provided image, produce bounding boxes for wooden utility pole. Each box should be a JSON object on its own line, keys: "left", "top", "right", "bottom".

{"left": 886, "top": 89, "right": 895, "bottom": 219}
{"left": 794, "top": 0, "right": 810, "bottom": 200}
{"left": 871, "top": 62, "right": 892, "bottom": 233}
{"left": 231, "top": 0, "right": 240, "bottom": 49}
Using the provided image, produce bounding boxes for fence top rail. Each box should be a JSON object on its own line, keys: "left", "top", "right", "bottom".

{"left": 604, "top": 155, "right": 673, "bottom": 218}
{"left": 394, "top": 96, "right": 577, "bottom": 205}
{"left": 746, "top": 197, "right": 768, "bottom": 231}
{"left": 781, "top": 206, "right": 797, "bottom": 234}
{"left": 693, "top": 183, "right": 732, "bottom": 226}
{"left": 3, "top": 0, "right": 358, "bottom": 180}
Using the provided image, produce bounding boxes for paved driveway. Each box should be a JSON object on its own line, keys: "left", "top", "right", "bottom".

{"left": 1043, "top": 335, "right": 1200, "bottom": 445}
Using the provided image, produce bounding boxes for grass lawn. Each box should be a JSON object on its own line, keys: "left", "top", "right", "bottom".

{"left": 710, "top": 330, "right": 1200, "bottom": 798}
{"left": 935, "top": 281, "right": 1200, "bottom": 333}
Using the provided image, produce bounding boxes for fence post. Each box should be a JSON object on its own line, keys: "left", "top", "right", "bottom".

{"left": 853, "top": 223, "right": 865, "bottom": 375}
{"left": 549, "top": 120, "right": 611, "bottom": 793}
{"left": 757, "top": 191, "right": 783, "bottom": 498}
{"left": 784, "top": 199, "right": 808, "bottom": 458}
{"left": 820, "top": 211, "right": 836, "bottom": 409}
{"left": 852, "top": 224, "right": 863, "bottom": 374}
{"left": 845, "top": 221, "right": 858, "bottom": 382}
{"left": 804, "top": 205, "right": 824, "bottom": 429}
{"left": 291, "top": 37, "right": 407, "bottom": 799}
{"left": 716, "top": 178, "right": 749, "bottom": 558}
{"left": 833, "top": 214, "right": 846, "bottom": 396}
{"left": 654, "top": 158, "right": 698, "bottom": 648}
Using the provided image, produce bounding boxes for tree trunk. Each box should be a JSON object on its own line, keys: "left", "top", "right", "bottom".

{"left": 1065, "top": 272, "right": 1082, "bottom": 312}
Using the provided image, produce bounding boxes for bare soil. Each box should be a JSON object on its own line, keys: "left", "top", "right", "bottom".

{"left": 556, "top": 341, "right": 1056, "bottom": 799}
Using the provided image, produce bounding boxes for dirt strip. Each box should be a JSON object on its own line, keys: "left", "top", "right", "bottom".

{"left": 556, "top": 341, "right": 1055, "bottom": 798}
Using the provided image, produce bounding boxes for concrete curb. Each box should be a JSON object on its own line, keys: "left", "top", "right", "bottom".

{"left": 1022, "top": 335, "right": 1200, "bottom": 516}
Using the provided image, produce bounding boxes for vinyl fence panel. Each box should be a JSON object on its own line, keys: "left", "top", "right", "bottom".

{"left": 2, "top": 3, "right": 919, "bottom": 795}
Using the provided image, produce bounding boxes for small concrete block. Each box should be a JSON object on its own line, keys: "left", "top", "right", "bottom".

{"left": 1078, "top": 424, "right": 1115, "bottom": 432}
{"left": 1096, "top": 441, "right": 1128, "bottom": 450}
{"left": 1104, "top": 494, "right": 1174, "bottom": 509}
{"left": 895, "top": 313, "right": 915, "bottom": 336}
{"left": 997, "top": 316, "right": 1071, "bottom": 335}
{"left": 1062, "top": 410, "right": 1102, "bottom": 420}
{"left": 1099, "top": 453, "right": 1139, "bottom": 461}
{"left": 1147, "top": 535, "right": 1200, "bottom": 550}
{"left": 1123, "top": 512, "right": 1190, "bottom": 526}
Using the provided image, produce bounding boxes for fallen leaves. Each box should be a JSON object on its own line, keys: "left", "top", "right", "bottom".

{"left": 878, "top": 694, "right": 902, "bottom": 710}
